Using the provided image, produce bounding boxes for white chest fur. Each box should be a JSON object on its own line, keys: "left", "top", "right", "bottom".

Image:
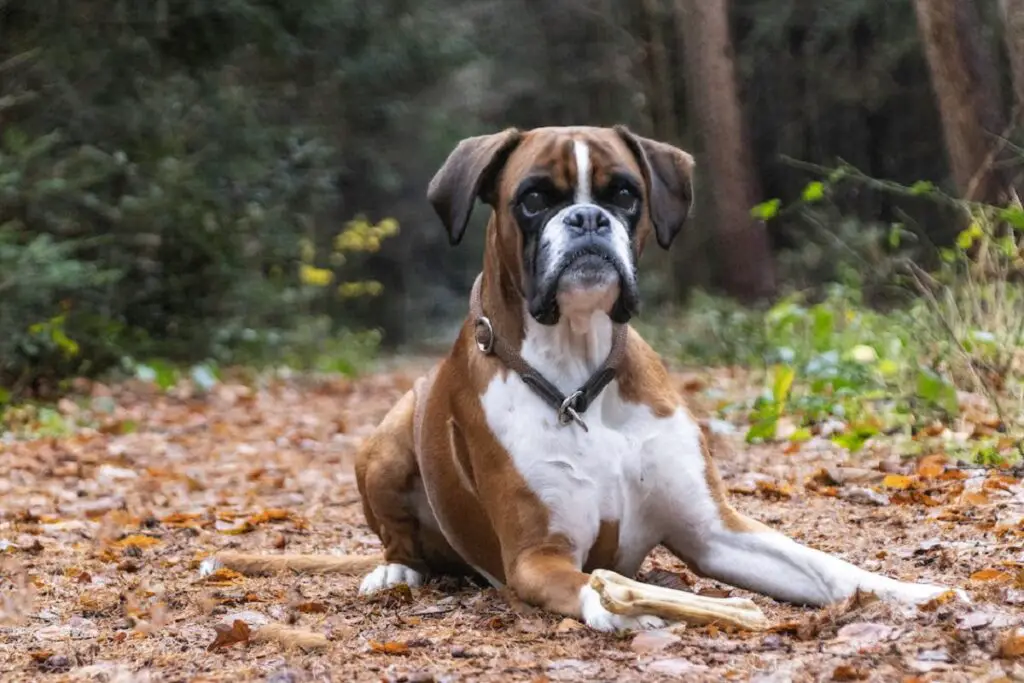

{"left": 479, "top": 310, "right": 696, "bottom": 575}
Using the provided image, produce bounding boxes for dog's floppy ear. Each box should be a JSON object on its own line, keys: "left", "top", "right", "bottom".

{"left": 427, "top": 128, "right": 522, "bottom": 246}
{"left": 614, "top": 125, "right": 695, "bottom": 250}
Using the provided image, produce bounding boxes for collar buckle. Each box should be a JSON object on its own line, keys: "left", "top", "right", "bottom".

{"left": 558, "top": 391, "right": 589, "bottom": 432}
{"left": 474, "top": 316, "right": 495, "bottom": 354}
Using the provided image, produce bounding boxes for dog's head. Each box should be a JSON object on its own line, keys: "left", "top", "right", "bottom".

{"left": 427, "top": 126, "right": 694, "bottom": 326}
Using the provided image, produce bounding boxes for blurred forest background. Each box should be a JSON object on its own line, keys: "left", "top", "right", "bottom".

{"left": 3, "top": 0, "right": 1024, "bottom": 401}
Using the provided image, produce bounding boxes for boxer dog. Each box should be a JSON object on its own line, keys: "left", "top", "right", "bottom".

{"left": 352, "top": 125, "right": 961, "bottom": 632}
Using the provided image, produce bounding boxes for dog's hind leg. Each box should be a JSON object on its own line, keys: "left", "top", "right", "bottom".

{"left": 355, "top": 384, "right": 464, "bottom": 595}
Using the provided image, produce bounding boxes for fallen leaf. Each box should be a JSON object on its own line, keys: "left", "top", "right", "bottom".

{"left": 916, "top": 454, "right": 947, "bottom": 479}
{"left": 985, "top": 474, "right": 1016, "bottom": 492}
{"left": 755, "top": 479, "right": 793, "bottom": 499}
{"left": 555, "top": 618, "right": 584, "bottom": 633}
{"left": 832, "top": 664, "right": 868, "bottom": 681}
{"left": 960, "top": 490, "right": 991, "bottom": 506}
{"left": 644, "top": 658, "right": 709, "bottom": 676}
{"left": 970, "top": 568, "right": 1012, "bottom": 583}
{"left": 918, "top": 590, "right": 959, "bottom": 612}
{"left": 294, "top": 601, "right": 328, "bottom": 614}
{"left": 882, "top": 474, "right": 914, "bottom": 490}
{"left": 247, "top": 509, "right": 292, "bottom": 525}
{"left": 202, "top": 568, "right": 245, "bottom": 586}
{"left": 369, "top": 640, "right": 409, "bottom": 655}
{"left": 207, "top": 619, "right": 251, "bottom": 651}
{"left": 631, "top": 630, "right": 681, "bottom": 653}
{"left": 833, "top": 622, "right": 895, "bottom": 646}
{"left": 366, "top": 583, "right": 414, "bottom": 607}
{"left": 998, "top": 628, "right": 1024, "bottom": 659}
{"left": 115, "top": 535, "right": 161, "bottom": 549}
{"left": 841, "top": 487, "right": 890, "bottom": 506}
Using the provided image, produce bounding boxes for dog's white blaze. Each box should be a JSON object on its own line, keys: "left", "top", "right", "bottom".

{"left": 479, "top": 307, "right": 962, "bottom": 614}
{"left": 573, "top": 140, "right": 591, "bottom": 203}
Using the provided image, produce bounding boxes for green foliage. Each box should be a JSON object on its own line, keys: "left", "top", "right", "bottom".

{"left": 0, "top": 0, "right": 460, "bottom": 398}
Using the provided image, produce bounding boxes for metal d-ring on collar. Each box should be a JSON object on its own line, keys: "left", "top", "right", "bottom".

{"left": 468, "top": 273, "right": 628, "bottom": 433}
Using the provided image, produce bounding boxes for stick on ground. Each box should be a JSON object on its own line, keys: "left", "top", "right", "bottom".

{"left": 215, "top": 551, "right": 383, "bottom": 576}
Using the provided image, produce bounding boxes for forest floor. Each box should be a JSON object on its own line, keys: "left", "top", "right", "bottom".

{"left": 0, "top": 356, "right": 1022, "bottom": 683}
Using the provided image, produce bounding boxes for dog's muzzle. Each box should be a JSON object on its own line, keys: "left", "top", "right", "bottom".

{"left": 529, "top": 204, "right": 638, "bottom": 325}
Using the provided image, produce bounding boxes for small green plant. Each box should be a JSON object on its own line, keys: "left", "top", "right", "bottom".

{"left": 735, "top": 165, "right": 1024, "bottom": 462}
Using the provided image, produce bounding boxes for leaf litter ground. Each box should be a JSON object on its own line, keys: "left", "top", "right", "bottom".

{"left": 0, "top": 359, "right": 1023, "bottom": 682}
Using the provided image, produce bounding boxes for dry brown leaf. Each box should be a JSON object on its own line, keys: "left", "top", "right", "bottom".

{"left": 203, "top": 568, "right": 245, "bottom": 586}
{"left": 555, "top": 618, "right": 584, "bottom": 633}
{"left": 916, "top": 454, "right": 947, "bottom": 479}
{"left": 294, "top": 601, "right": 328, "bottom": 614}
{"left": 369, "top": 640, "right": 409, "bottom": 655}
{"left": 207, "top": 619, "right": 251, "bottom": 651}
{"left": 161, "top": 512, "right": 202, "bottom": 527}
{"left": 970, "top": 568, "right": 1012, "bottom": 583}
{"left": 832, "top": 664, "right": 868, "bottom": 681}
{"left": 116, "top": 534, "right": 161, "bottom": 549}
{"left": 917, "top": 590, "right": 959, "bottom": 612}
{"left": 247, "top": 509, "right": 291, "bottom": 525}
{"left": 985, "top": 474, "right": 1017, "bottom": 492}
{"left": 960, "top": 490, "right": 991, "bottom": 506}
{"left": 755, "top": 479, "right": 793, "bottom": 500}
{"left": 366, "top": 583, "right": 414, "bottom": 607}
{"left": 998, "top": 628, "right": 1024, "bottom": 659}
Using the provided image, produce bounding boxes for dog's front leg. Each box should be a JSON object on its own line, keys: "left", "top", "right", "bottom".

{"left": 507, "top": 546, "right": 666, "bottom": 632}
{"left": 652, "top": 417, "right": 964, "bottom": 607}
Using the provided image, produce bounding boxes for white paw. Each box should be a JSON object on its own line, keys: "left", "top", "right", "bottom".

{"left": 578, "top": 584, "right": 667, "bottom": 633}
{"left": 870, "top": 579, "right": 970, "bottom": 606}
{"left": 358, "top": 563, "right": 424, "bottom": 596}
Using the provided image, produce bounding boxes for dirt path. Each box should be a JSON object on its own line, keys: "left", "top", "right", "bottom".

{"left": 0, "top": 361, "right": 1021, "bottom": 682}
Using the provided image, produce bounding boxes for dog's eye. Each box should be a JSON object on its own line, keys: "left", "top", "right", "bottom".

{"left": 519, "top": 191, "right": 550, "bottom": 217}
{"left": 611, "top": 187, "right": 639, "bottom": 213}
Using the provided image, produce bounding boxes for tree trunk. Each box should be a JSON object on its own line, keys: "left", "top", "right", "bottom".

{"left": 913, "top": 0, "right": 1009, "bottom": 204}
{"left": 677, "top": 0, "right": 776, "bottom": 301}
{"left": 641, "top": 0, "right": 678, "bottom": 143}
{"left": 1002, "top": 0, "right": 1024, "bottom": 125}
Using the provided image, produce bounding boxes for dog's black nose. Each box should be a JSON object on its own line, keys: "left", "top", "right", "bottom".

{"left": 564, "top": 206, "right": 611, "bottom": 234}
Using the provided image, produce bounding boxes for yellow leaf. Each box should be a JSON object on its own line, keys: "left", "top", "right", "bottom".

{"left": 970, "top": 568, "right": 1012, "bottom": 582}
{"left": 882, "top": 474, "right": 913, "bottom": 490}
{"left": 116, "top": 535, "right": 161, "bottom": 549}
{"left": 203, "top": 568, "right": 245, "bottom": 586}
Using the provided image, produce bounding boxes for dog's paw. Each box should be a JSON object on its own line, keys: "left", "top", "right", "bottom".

{"left": 358, "top": 563, "right": 424, "bottom": 596}
{"left": 578, "top": 584, "right": 667, "bottom": 633}
{"left": 869, "top": 579, "right": 970, "bottom": 607}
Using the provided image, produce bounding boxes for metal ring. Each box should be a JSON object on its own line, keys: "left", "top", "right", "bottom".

{"left": 558, "top": 390, "right": 583, "bottom": 425}
{"left": 475, "top": 316, "right": 494, "bottom": 354}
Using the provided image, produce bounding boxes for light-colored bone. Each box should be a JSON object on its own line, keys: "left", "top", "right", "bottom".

{"left": 589, "top": 569, "right": 770, "bottom": 631}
